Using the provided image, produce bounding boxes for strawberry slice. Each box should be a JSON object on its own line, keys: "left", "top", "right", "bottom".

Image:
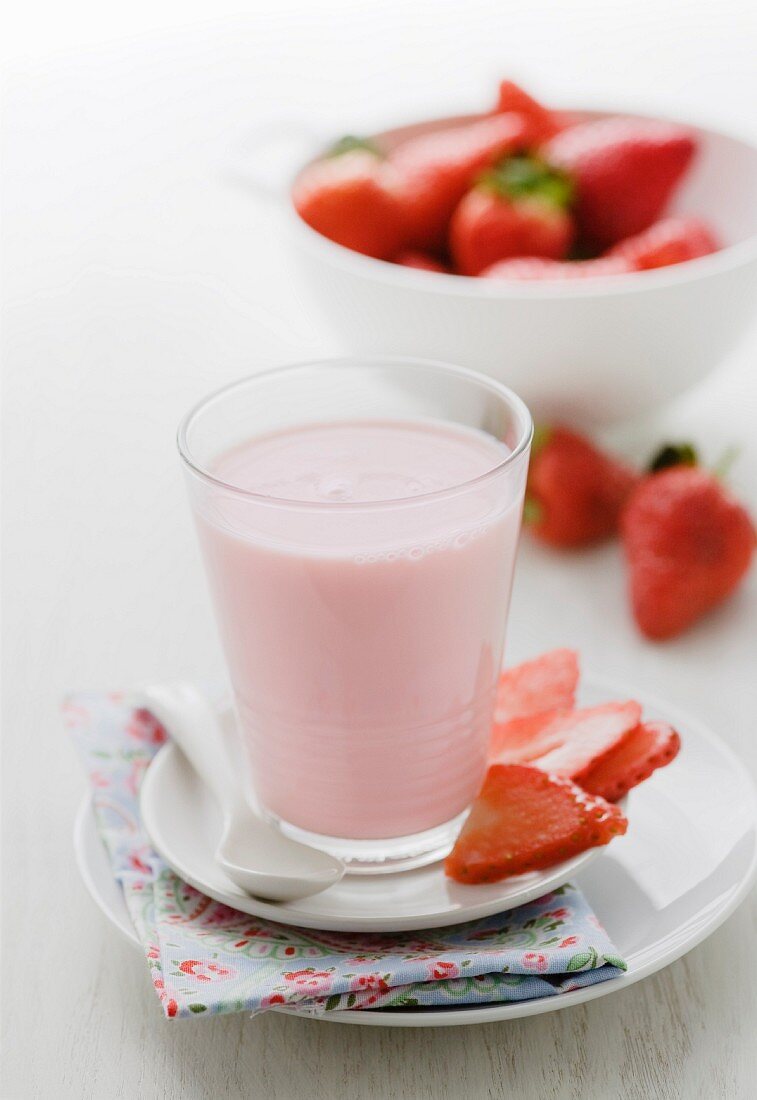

{"left": 495, "top": 649, "right": 579, "bottom": 723}
{"left": 445, "top": 764, "right": 627, "bottom": 884}
{"left": 577, "top": 720, "right": 681, "bottom": 802}
{"left": 491, "top": 700, "right": 641, "bottom": 766}
{"left": 528, "top": 701, "right": 642, "bottom": 776}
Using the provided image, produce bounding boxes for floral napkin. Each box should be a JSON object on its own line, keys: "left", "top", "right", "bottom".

{"left": 66, "top": 691, "right": 627, "bottom": 1019}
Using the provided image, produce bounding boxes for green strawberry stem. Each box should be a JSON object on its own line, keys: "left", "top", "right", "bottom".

{"left": 712, "top": 445, "right": 740, "bottom": 481}
{"left": 480, "top": 156, "right": 574, "bottom": 208}
{"left": 648, "top": 442, "right": 698, "bottom": 473}
{"left": 523, "top": 497, "right": 544, "bottom": 525}
{"left": 648, "top": 441, "right": 741, "bottom": 481}
{"left": 327, "top": 135, "right": 382, "bottom": 159}
{"left": 531, "top": 423, "right": 553, "bottom": 454}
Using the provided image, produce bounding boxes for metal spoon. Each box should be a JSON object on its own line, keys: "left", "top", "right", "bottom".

{"left": 139, "top": 682, "right": 345, "bottom": 901}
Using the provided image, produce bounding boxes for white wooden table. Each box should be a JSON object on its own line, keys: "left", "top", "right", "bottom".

{"left": 3, "top": 5, "right": 756, "bottom": 1097}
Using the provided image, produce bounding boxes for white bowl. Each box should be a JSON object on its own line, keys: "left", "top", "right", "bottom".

{"left": 283, "top": 111, "right": 757, "bottom": 426}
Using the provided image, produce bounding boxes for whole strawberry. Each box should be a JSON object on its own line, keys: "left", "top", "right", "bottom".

{"left": 292, "top": 139, "right": 405, "bottom": 260}
{"left": 393, "top": 250, "right": 449, "bottom": 273}
{"left": 389, "top": 112, "right": 527, "bottom": 252}
{"left": 622, "top": 447, "right": 755, "bottom": 640}
{"left": 526, "top": 426, "right": 639, "bottom": 547}
{"left": 450, "top": 156, "right": 574, "bottom": 276}
{"left": 544, "top": 118, "right": 696, "bottom": 250}
{"left": 494, "top": 80, "right": 563, "bottom": 144}
{"left": 481, "top": 255, "right": 634, "bottom": 280}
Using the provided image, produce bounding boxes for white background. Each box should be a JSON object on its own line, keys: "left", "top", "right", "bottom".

{"left": 2, "top": 2, "right": 757, "bottom": 1097}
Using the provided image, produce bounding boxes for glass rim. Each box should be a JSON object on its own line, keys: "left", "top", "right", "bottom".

{"left": 177, "top": 356, "right": 533, "bottom": 511}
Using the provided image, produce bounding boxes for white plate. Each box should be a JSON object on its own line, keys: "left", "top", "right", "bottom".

{"left": 75, "top": 680, "right": 757, "bottom": 1026}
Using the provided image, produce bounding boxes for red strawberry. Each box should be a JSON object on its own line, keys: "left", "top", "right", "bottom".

{"left": 393, "top": 250, "right": 449, "bottom": 273}
{"left": 621, "top": 454, "right": 755, "bottom": 640}
{"left": 577, "top": 721, "right": 681, "bottom": 801}
{"left": 481, "top": 255, "right": 634, "bottom": 280}
{"left": 607, "top": 216, "right": 720, "bottom": 270}
{"left": 545, "top": 117, "right": 696, "bottom": 249}
{"left": 449, "top": 156, "right": 574, "bottom": 276}
{"left": 292, "top": 141, "right": 404, "bottom": 260}
{"left": 527, "top": 702, "right": 641, "bottom": 776}
{"left": 495, "top": 649, "right": 579, "bottom": 723}
{"left": 491, "top": 701, "right": 641, "bottom": 766}
{"left": 494, "top": 80, "right": 563, "bottom": 144}
{"left": 389, "top": 112, "right": 527, "bottom": 252}
{"left": 445, "top": 764, "right": 627, "bottom": 884}
{"left": 526, "top": 426, "right": 639, "bottom": 547}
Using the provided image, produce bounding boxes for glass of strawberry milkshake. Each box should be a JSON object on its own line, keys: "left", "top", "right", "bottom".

{"left": 179, "top": 358, "right": 532, "bottom": 871}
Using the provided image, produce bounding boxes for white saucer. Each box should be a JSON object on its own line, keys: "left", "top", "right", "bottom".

{"left": 140, "top": 739, "right": 608, "bottom": 932}
{"left": 76, "top": 679, "right": 757, "bottom": 1026}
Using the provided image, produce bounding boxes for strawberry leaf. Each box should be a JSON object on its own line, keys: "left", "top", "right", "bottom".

{"left": 481, "top": 156, "right": 574, "bottom": 208}
{"left": 327, "top": 135, "right": 381, "bottom": 159}
{"left": 648, "top": 442, "right": 697, "bottom": 473}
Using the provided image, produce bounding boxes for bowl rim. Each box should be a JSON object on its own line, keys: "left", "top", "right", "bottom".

{"left": 288, "top": 106, "right": 757, "bottom": 299}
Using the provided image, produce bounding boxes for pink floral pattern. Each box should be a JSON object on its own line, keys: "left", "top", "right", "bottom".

{"left": 67, "top": 693, "right": 627, "bottom": 1019}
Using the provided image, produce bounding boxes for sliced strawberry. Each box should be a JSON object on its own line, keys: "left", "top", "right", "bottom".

{"left": 445, "top": 764, "right": 627, "bottom": 884}
{"left": 490, "top": 701, "right": 641, "bottom": 766}
{"left": 577, "top": 721, "right": 681, "bottom": 801}
{"left": 495, "top": 649, "right": 579, "bottom": 723}
{"left": 529, "top": 701, "right": 642, "bottom": 776}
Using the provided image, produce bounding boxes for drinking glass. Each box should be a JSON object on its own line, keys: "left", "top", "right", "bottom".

{"left": 178, "top": 357, "right": 532, "bottom": 872}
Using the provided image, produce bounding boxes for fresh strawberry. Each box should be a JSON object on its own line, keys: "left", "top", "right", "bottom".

{"left": 525, "top": 426, "right": 639, "bottom": 547}
{"left": 481, "top": 255, "right": 634, "bottom": 280}
{"left": 449, "top": 156, "right": 574, "bottom": 276}
{"left": 621, "top": 451, "right": 755, "bottom": 640}
{"left": 491, "top": 701, "right": 641, "bottom": 766}
{"left": 393, "top": 250, "right": 449, "bottom": 272}
{"left": 292, "top": 141, "right": 405, "bottom": 260}
{"left": 607, "top": 216, "right": 720, "bottom": 270}
{"left": 389, "top": 112, "right": 528, "bottom": 252}
{"left": 527, "top": 702, "right": 642, "bottom": 775}
{"left": 544, "top": 117, "right": 696, "bottom": 249}
{"left": 495, "top": 649, "right": 579, "bottom": 723}
{"left": 445, "top": 764, "right": 627, "bottom": 884}
{"left": 577, "top": 721, "right": 681, "bottom": 801}
{"left": 494, "top": 80, "right": 563, "bottom": 144}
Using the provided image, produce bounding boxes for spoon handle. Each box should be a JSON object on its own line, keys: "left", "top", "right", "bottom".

{"left": 139, "top": 682, "right": 245, "bottom": 815}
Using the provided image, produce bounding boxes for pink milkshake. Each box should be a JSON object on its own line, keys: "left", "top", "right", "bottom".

{"left": 180, "top": 360, "right": 531, "bottom": 869}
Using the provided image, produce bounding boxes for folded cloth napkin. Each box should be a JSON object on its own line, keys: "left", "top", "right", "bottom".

{"left": 66, "top": 691, "right": 627, "bottom": 1019}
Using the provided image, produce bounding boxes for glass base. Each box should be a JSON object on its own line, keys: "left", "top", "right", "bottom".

{"left": 264, "top": 809, "right": 470, "bottom": 875}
